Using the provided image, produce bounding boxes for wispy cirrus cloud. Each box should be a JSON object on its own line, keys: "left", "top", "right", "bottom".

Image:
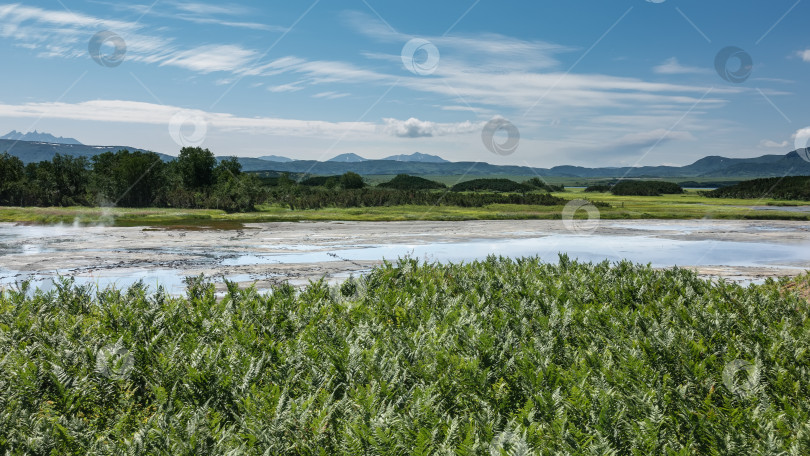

{"left": 0, "top": 3, "right": 735, "bottom": 116}
{"left": 0, "top": 99, "right": 482, "bottom": 140}
{"left": 345, "top": 10, "right": 571, "bottom": 72}
{"left": 89, "top": 0, "right": 288, "bottom": 31}
{"left": 336, "top": 11, "right": 735, "bottom": 132}
{"left": 0, "top": 3, "right": 278, "bottom": 72}
{"left": 0, "top": 99, "right": 377, "bottom": 137}
{"left": 654, "top": 57, "right": 710, "bottom": 75}
{"left": 159, "top": 44, "right": 257, "bottom": 73}
{"left": 312, "top": 91, "right": 350, "bottom": 100}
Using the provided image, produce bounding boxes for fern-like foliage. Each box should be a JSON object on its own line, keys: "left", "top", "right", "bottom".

{"left": 0, "top": 258, "right": 808, "bottom": 454}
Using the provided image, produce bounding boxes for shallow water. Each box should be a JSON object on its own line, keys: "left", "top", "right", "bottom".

{"left": 222, "top": 235, "right": 809, "bottom": 270}
{"left": 1, "top": 220, "right": 808, "bottom": 294}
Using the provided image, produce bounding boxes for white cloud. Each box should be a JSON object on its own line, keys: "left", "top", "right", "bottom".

{"left": 0, "top": 99, "right": 378, "bottom": 137}
{"left": 610, "top": 129, "right": 696, "bottom": 149}
{"left": 160, "top": 44, "right": 256, "bottom": 73}
{"left": 383, "top": 117, "right": 482, "bottom": 138}
{"left": 0, "top": 3, "right": 140, "bottom": 33}
{"left": 0, "top": 3, "right": 735, "bottom": 121}
{"left": 653, "top": 57, "right": 710, "bottom": 75}
{"left": 173, "top": 2, "right": 250, "bottom": 16}
{"left": 267, "top": 82, "right": 305, "bottom": 93}
{"left": 312, "top": 91, "right": 350, "bottom": 100}
{"left": 345, "top": 11, "right": 572, "bottom": 71}
{"left": 760, "top": 139, "right": 789, "bottom": 148}
{"left": 91, "top": 1, "right": 287, "bottom": 31}
{"left": 0, "top": 4, "right": 269, "bottom": 73}
{"left": 0, "top": 4, "right": 749, "bottom": 165}
{"left": 338, "top": 13, "right": 734, "bottom": 121}
{"left": 797, "top": 49, "right": 810, "bottom": 62}
{"left": 0, "top": 100, "right": 487, "bottom": 142}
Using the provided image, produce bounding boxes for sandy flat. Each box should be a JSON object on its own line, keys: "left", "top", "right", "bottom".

{"left": 1, "top": 219, "right": 809, "bottom": 291}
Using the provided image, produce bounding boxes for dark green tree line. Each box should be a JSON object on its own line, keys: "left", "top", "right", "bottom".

{"left": 0, "top": 148, "right": 265, "bottom": 212}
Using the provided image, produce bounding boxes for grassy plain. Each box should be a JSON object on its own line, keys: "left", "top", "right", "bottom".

{"left": 1, "top": 189, "right": 808, "bottom": 226}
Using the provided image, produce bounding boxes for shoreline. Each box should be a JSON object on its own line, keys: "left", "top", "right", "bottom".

{"left": 2, "top": 219, "right": 809, "bottom": 292}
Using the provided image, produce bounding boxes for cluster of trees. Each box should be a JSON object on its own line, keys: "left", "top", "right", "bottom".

{"left": 704, "top": 176, "right": 810, "bottom": 200}
{"left": 1, "top": 153, "right": 92, "bottom": 207}
{"left": 0, "top": 148, "right": 265, "bottom": 212}
{"left": 451, "top": 177, "right": 563, "bottom": 193}
{"left": 263, "top": 174, "right": 568, "bottom": 210}
{"left": 0, "top": 155, "right": 577, "bottom": 212}
{"left": 585, "top": 180, "right": 684, "bottom": 196}
{"left": 266, "top": 186, "right": 567, "bottom": 210}
{"left": 299, "top": 172, "right": 365, "bottom": 189}
{"left": 377, "top": 174, "right": 447, "bottom": 190}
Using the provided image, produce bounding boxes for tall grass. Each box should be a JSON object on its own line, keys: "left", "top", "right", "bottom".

{"left": 1, "top": 257, "right": 808, "bottom": 454}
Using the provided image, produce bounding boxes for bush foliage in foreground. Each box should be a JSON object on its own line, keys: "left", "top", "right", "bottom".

{"left": 1, "top": 257, "right": 808, "bottom": 454}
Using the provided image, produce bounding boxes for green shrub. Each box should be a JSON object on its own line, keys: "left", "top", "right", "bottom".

{"left": 300, "top": 175, "right": 340, "bottom": 187}
{"left": 522, "top": 177, "right": 564, "bottom": 192}
{"left": 1, "top": 259, "right": 808, "bottom": 454}
{"left": 377, "top": 174, "right": 447, "bottom": 190}
{"left": 339, "top": 171, "right": 365, "bottom": 189}
{"left": 451, "top": 178, "right": 531, "bottom": 193}
{"left": 586, "top": 180, "right": 683, "bottom": 196}
{"left": 704, "top": 176, "right": 810, "bottom": 200}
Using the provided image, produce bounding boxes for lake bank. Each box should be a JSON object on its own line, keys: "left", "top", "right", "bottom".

{"left": 2, "top": 219, "right": 808, "bottom": 293}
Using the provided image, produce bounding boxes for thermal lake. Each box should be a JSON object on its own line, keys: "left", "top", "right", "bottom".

{"left": 1, "top": 220, "right": 808, "bottom": 294}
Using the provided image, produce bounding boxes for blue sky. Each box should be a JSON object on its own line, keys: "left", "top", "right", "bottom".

{"left": 0, "top": 0, "right": 808, "bottom": 167}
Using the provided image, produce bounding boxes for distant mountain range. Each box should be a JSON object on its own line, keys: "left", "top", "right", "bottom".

{"left": 0, "top": 136, "right": 172, "bottom": 164}
{"left": 257, "top": 155, "right": 294, "bottom": 163}
{"left": 240, "top": 150, "right": 810, "bottom": 179}
{"left": 0, "top": 130, "right": 82, "bottom": 145}
{"left": 327, "top": 153, "right": 367, "bottom": 163}
{"left": 319, "top": 152, "right": 448, "bottom": 163}
{"left": 382, "top": 152, "right": 448, "bottom": 163}
{"left": 3, "top": 131, "right": 810, "bottom": 179}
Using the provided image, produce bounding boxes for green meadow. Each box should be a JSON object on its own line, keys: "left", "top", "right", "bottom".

{"left": 1, "top": 189, "right": 808, "bottom": 226}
